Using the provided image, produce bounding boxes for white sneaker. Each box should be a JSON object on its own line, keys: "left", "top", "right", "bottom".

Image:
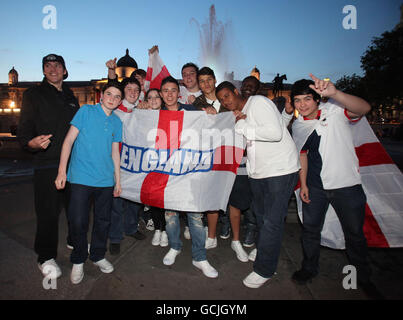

{"left": 243, "top": 271, "right": 270, "bottom": 288}
{"left": 38, "top": 259, "right": 62, "bottom": 279}
{"left": 205, "top": 237, "right": 217, "bottom": 249}
{"left": 152, "top": 230, "right": 161, "bottom": 246}
{"left": 231, "top": 240, "right": 249, "bottom": 262}
{"left": 248, "top": 248, "right": 257, "bottom": 262}
{"left": 163, "top": 248, "right": 181, "bottom": 266}
{"left": 160, "top": 231, "right": 169, "bottom": 247}
{"left": 93, "top": 258, "right": 114, "bottom": 273}
{"left": 192, "top": 260, "right": 218, "bottom": 278}
{"left": 204, "top": 226, "right": 208, "bottom": 238}
{"left": 70, "top": 263, "right": 84, "bottom": 284}
{"left": 146, "top": 219, "right": 155, "bottom": 231}
{"left": 184, "top": 226, "right": 191, "bottom": 240}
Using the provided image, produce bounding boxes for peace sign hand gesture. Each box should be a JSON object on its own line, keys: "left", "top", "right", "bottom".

{"left": 309, "top": 73, "right": 337, "bottom": 98}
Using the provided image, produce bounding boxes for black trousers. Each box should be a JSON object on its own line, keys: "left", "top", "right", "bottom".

{"left": 301, "top": 184, "right": 371, "bottom": 283}
{"left": 33, "top": 167, "right": 71, "bottom": 264}
{"left": 150, "top": 207, "right": 166, "bottom": 231}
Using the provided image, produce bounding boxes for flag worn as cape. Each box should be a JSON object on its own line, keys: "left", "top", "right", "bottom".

{"left": 119, "top": 109, "right": 245, "bottom": 212}
{"left": 293, "top": 106, "right": 403, "bottom": 249}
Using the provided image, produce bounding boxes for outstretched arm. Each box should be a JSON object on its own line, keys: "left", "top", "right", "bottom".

{"left": 309, "top": 73, "right": 371, "bottom": 118}
{"left": 55, "top": 125, "right": 79, "bottom": 190}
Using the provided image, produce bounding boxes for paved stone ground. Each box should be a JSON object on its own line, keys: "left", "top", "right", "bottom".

{"left": 1, "top": 178, "right": 403, "bottom": 303}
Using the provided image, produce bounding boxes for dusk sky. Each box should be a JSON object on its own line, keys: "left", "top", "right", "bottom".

{"left": 0, "top": 0, "right": 401, "bottom": 84}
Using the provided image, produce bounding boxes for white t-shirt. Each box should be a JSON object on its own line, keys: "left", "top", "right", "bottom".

{"left": 179, "top": 85, "right": 202, "bottom": 104}
{"left": 292, "top": 99, "right": 362, "bottom": 189}
{"left": 235, "top": 95, "right": 300, "bottom": 179}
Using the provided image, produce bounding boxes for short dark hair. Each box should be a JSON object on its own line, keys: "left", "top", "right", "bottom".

{"left": 160, "top": 76, "right": 180, "bottom": 90}
{"left": 216, "top": 81, "right": 236, "bottom": 95}
{"left": 242, "top": 76, "right": 260, "bottom": 88}
{"left": 121, "top": 77, "right": 141, "bottom": 93}
{"left": 198, "top": 67, "right": 216, "bottom": 80}
{"left": 181, "top": 62, "right": 199, "bottom": 74}
{"left": 131, "top": 69, "right": 146, "bottom": 79}
{"left": 102, "top": 81, "right": 123, "bottom": 96}
{"left": 290, "top": 79, "right": 321, "bottom": 107}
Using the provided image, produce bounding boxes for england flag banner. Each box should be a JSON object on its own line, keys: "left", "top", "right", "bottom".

{"left": 294, "top": 116, "right": 403, "bottom": 249}
{"left": 119, "top": 109, "right": 245, "bottom": 212}
{"left": 144, "top": 49, "right": 170, "bottom": 92}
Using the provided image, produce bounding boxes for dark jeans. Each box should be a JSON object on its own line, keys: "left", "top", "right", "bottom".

{"left": 34, "top": 167, "right": 71, "bottom": 264}
{"left": 109, "top": 197, "right": 141, "bottom": 244}
{"left": 250, "top": 171, "right": 299, "bottom": 278}
{"left": 301, "top": 184, "right": 370, "bottom": 282}
{"left": 68, "top": 183, "right": 113, "bottom": 264}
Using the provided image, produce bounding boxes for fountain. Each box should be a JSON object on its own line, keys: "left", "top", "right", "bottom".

{"left": 191, "top": 5, "right": 233, "bottom": 83}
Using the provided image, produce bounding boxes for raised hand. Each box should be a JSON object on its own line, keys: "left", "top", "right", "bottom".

{"left": 106, "top": 58, "right": 117, "bottom": 70}
{"left": 148, "top": 45, "right": 159, "bottom": 55}
{"left": 283, "top": 95, "right": 294, "bottom": 115}
{"left": 309, "top": 73, "right": 337, "bottom": 98}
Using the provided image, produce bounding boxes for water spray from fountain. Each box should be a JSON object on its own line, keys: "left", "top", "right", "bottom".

{"left": 191, "top": 5, "right": 234, "bottom": 84}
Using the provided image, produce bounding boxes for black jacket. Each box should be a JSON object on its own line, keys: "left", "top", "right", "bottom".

{"left": 18, "top": 79, "right": 80, "bottom": 166}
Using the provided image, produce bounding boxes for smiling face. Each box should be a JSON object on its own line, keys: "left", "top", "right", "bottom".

{"left": 160, "top": 82, "right": 179, "bottom": 109}
{"left": 124, "top": 83, "right": 140, "bottom": 105}
{"left": 181, "top": 66, "right": 198, "bottom": 91}
{"left": 101, "top": 86, "right": 122, "bottom": 114}
{"left": 293, "top": 94, "right": 319, "bottom": 119}
{"left": 216, "top": 87, "right": 241, "bottom": 111}
{"left": 146, "top": 89, "right": 162, "bottom": 110}
{"left": 198, "top": 75, "right": 216, "bottom": 96}
{"left": 43, "top": 61, "right": 66, "bottom": 86}
{"left": 241, "top": 78, "right": 259, "bottom": 99}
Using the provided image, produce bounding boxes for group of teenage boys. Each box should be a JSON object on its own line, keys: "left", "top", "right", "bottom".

{"left": 17, "top": 50, "right": 382, "bottom": 298}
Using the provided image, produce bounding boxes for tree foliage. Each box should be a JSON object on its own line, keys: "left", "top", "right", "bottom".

{"left": 337, "top": 26, "right": 403, "bottom": 107}
{"left": 360, "top": 27, "right": 403, "bottom": 105}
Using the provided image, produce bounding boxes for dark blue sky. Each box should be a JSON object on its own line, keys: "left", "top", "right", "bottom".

{"left": 0, "top": 0, "right": 401, "bottom": 84}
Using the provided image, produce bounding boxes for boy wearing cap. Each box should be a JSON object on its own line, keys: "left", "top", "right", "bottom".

{"left": 18, "top": 54, "right": 80, "bottom": 279}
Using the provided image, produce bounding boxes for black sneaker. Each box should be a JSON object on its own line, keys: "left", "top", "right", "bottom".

{"left": 243, "top": 227, "right": 256, "bottom": 247}
{"left": 129, "top": 231, "right": 146, "bottom": 240}
{"left": 109, "top": 243, "right": 120, "bottom": 255}
{"left": 291, "top": 269, "right": 317, "bottom": 285}
{"left": 219, "top": 224, "right": 231, "bottom": 240}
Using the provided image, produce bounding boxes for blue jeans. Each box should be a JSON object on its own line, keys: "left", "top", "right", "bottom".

{"left": 109, "top": 197, "right": 141, "bottom": 244}
{"left": 250, "top": 172, "right": 299, "bottom": 278}
{"left": 165, "top": 211, "right": 206, "bottom": 261}
{"left": 68, "top": 184, "right": 113, "bottom": 264}
{"left": 301, "top": 184, "right": 370, "bottom": 282}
